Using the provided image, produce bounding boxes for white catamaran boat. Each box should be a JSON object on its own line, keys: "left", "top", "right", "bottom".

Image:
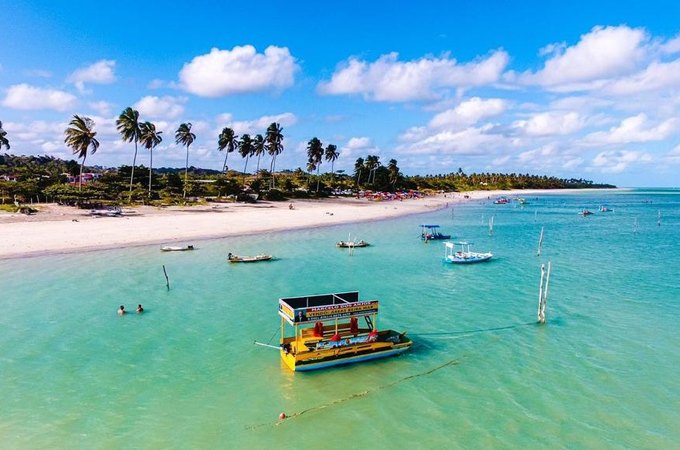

{"left": 443, "top": 241, "right": 493, "bottom": 264}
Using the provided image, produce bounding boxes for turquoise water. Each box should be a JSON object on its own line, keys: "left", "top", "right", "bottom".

{"left": 2, "top": 189, "right": 679, "bottom": 448}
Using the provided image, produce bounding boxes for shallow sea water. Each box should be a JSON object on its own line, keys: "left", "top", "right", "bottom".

{"left": 1, "top": 189, "right": 679, "bottom": 448}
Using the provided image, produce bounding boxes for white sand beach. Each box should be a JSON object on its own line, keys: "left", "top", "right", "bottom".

{"left": 0, "top": 189, "right": 567, "bottom": 260}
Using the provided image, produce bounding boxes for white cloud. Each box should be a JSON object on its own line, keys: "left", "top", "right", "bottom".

{"left": 665, "top": 144, "right": 680, "bottom": 163}
{"left": 591, "top": 150, "right": 653, "bottom": 173}
{"left": 216, "top": 112, "right": 297, "bottom": 136}
{"left": 68, "top": 60, "right": 116, "bottom": 92}
{"left": 317, "top": 50, "right": 508, "bottom": 102}
{"left": 513, "top": 111, "right": 584, "bottom": 136}
{"left": 88, "top": 101, "right": 113, "bottom": 116}
{"left": 4, "top": 120, "right": 65, "bottom": 142}
{"left": 602, "top": 59, "right": 680, "bottom": 95}
{"left": 346, "top": 137, "right": 373, "bottom": 150}
{"left": 661, "top": 35, "right": 680, "bottom": 54}
{"left": 2, "top": 84, "right": 77, "bottom": 111}
{"left": 396, "top": 124, "right": 505, "bottom": 156}
{"left": 179, "top": 45, "right": 299, "bottom": 97}
{"left": 429, "top": 97, "right": 507, "bottom": 129}
{"left": 134, "top": 95, "right": 186, "bottom": 120}
{"left": 583, "top": 114, "right": 678, "bottom": 144}
{"left": 517, "top": 25, "right": 648, "bottom": 90}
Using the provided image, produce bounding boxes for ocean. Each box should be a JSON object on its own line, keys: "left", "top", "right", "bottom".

{"left": 2, "top": 189, "right": 679, "bottom": 449}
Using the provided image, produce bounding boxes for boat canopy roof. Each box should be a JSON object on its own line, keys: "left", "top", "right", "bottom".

{"left": 446, "top": 241, "right": 471, "bottom": 248}
{"left": 279, "top": 291, "right": 379, "bottom": 325}
{"left": 420, "top": 224, "right": 441, "bottom": 228}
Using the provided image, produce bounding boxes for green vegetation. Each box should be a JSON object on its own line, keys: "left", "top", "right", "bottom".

{"left": 0, "top": 153, "right": 614, "bottom": 207}
{"left": 0, "top": 113, "right": 614, "bottom": 208}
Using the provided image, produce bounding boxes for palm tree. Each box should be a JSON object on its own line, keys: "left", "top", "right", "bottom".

{"left": 217, "top": 127, "right": 238, "bottom": 173}
{"left": 0, "top": 121, "right": 9, "bottom": 151}
{"left": 365, "top": 155, "right": 380, "bottom": 184}
{"left": 64, "top": 115, "right": 99, "bottom": 191}
{"left": 307, "top": 137, "right": 324, "bottom": 192}
{"left": 239, "top": 133, "right": 254, "bottom": 185}
{"left": 324, "top": 144, "right": 339, "bottom": 183}
{"left": 116, "top": 107, "right": 141, "bottom": 200}
{"left": 175, "top": 123, "right": 195, "bottom": 198}
{"left": 387, "top": 158, "right": 399, "bottom": 190}
{"left": 253, "top": 134, "right": 265, "bottom": 175}
{"left": 139, "top": 121, "right": 163, "bottom": 196}
{"left": 265, "top": 122, "right": 284, "bottom": 189}
{"left": 354, "top": 157, "right": 364, "bottom": 187}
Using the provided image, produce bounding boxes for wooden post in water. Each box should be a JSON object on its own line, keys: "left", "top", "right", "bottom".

{"left": 163, "top": 265, "right": 170, "bottom": 291}
{"left": 537, "top": 226, "right": 544, "bottom": 256}
{"left": 488, "top": 215, "right": 494, "bottom": 236}
{"left": 537, "top": 261, "right": 551, "bottom": 324}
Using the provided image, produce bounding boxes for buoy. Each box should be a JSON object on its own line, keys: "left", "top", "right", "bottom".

{"left": 279, "top": 412, "right": 287, "bottom": 420}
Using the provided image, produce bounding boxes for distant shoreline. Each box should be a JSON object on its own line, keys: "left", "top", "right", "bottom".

{"left": 0, "top": 188, "right": 620, "bottom": 260}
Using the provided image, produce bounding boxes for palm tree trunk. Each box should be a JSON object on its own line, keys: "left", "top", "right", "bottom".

{"left": 223, "top": 151, "right": 229, "bottom": 173}
{"left": 270, "top": 155, "right": 277, "bottom": 189}
{"left": 129, "top": 142, "right": 138, "bottom": 200}
{"left": 242, "top": 157, "right": 249, "bottom": 185}
{"left": 256, "top": 154, "right": 261, "bottom": 175}
{"left": 316, "top": 167, "right": 321, "bottom": 192}
{"left": 148, "top": 149, "right": 153, "bottom": 196}
{"left": 79, "top": 161, "right": 84, "bottom": 192}
{"left": 183, "top": 145, "right": 189, "bottom": 198}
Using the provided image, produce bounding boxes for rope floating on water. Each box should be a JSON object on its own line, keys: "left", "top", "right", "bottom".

{"left": 245, "top": 357, "right": 463, "bottom": 430}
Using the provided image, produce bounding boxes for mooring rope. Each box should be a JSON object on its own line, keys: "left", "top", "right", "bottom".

{"left": 245, "top": 356, "right": 464, "bottom": 430}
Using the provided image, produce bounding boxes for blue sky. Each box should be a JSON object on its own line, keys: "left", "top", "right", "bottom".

{"left": 2, "top": 0, "right": 680, "bottom": 186}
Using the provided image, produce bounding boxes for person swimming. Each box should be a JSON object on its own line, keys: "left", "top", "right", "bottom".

{"left": 118, "top": 305, "right": 126, "bottom": 315}
{"left": 136, "top": 304, "right": 144, "bottom": 313}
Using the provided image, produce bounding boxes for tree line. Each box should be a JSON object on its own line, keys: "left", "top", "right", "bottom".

{"left": 0, "top": 116, "right": 614, "bottom": 207}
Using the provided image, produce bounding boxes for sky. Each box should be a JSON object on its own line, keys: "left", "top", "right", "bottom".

{"left": 2, "top": 0, "right": 680, "bottom": 187}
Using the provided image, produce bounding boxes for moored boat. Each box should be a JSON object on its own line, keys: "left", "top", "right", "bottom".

{"left": 421, "top": 224, "right": 451, "bottom": 241}
{"left": 443, "top": 241, "right": 493, "bottom": 264}
{"left": 160, "top": 245, "right": 195, "bottom": 251}
{"left": 278, "top": 291, "right": 412, "bottom": 372}
{"left": 227, "top": 252, "right": 273, "bottom": 263}
{"left": 336, "top": 240, "right": 370, "bottom": 248}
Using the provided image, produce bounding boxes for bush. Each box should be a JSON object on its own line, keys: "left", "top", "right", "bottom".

{"left": 262, "top": 189, "right": 287, "bottom": 201}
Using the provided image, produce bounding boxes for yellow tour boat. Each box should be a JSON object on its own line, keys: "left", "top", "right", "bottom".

{"left": 277, "top": 291, "right": 412, "bottom": 372}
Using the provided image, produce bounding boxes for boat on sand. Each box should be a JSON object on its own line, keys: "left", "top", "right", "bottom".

{"left": 277, "top": 291, "right": 412, "bottom": 372}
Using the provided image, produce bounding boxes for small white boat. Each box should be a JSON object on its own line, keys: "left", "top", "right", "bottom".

{"left": 443, "top": 241, "right": 493, "bottom": 264}
{"left": 336, "top": 240, "right": 370, "bottom": 248}
{"left": 228, "top": 253, "right": 273, "bottom": 263}
{"left": 161, "top": 245, "right": 195, "bottom": 252}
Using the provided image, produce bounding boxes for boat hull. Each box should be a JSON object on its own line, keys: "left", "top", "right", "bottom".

{"left": 228, "top": 255, "right": 272, "bottom": 262}
{"left": 284, "top": 344, "right": 411, "bottom": 372}
{"left": 280, "top": 331, "right": 412, "bottom": 372}
{"left": 444, "top": 254, "right": 493, "bottom": 264}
